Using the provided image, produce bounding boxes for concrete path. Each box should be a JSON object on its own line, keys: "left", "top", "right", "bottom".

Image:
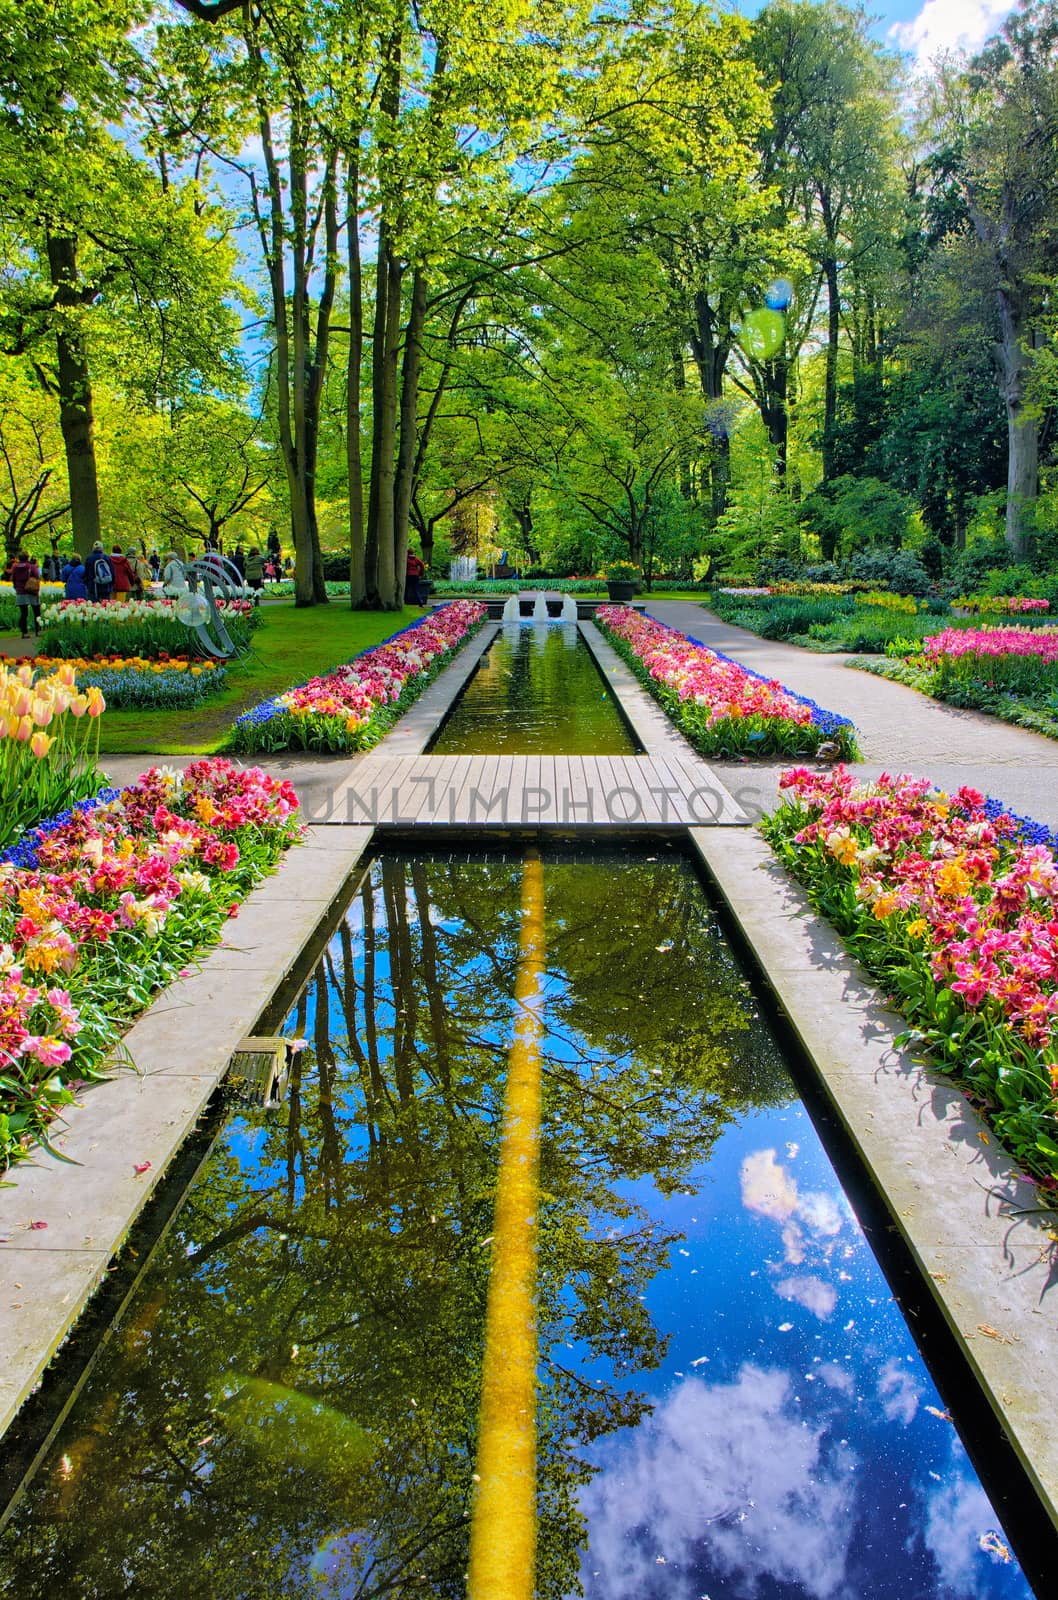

{"left": 647, "top": 600, "right": 1058, "bottom": 831}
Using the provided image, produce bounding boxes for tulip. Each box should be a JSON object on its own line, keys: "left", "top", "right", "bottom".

{"left": 16, "top": 716, "right": 33, "bottom": 742}
{"left": 85, "top": 687, "right": 105, "bottom": 718}
{"left": 30, "top": 731, "right": 52, "bottom": 759}
{"left": 68, "top": 694, "right": 88, "bottom": 718}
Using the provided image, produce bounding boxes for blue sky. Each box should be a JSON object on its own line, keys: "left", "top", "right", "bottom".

{"left": 733, "top": 0, "right": 1018, "bottom": 65}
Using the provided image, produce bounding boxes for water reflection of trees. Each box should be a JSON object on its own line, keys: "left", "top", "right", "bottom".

{"left": 0, "top": 852, "right": 788, "bottom": 1600}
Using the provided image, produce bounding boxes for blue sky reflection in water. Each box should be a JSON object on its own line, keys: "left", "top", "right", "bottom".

{"left": 0, "top": 849, "right": 1035, "bottom": 1600}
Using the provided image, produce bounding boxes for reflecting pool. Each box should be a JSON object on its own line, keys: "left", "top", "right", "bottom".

{"left": 429, "top": 621, "right": 637, "bottom": 754}
{"left": 0, "top": 848, "right": 1037, "bottom": 1599}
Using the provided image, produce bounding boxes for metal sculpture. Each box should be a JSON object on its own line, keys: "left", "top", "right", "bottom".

{"left": 174, "top": 555, "right": 250, "bottom": 659}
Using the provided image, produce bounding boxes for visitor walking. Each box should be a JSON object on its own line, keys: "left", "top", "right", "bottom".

{"left": 232, "top": 545, "right": 246, "bottom": 580}
{"left": 244, "top": 547, "right": 265, "bottom": 593}
{"left": 11, "top": 549, "right": 42, "bottom": 637}
{"left": 85, "top": 542, "right": 114, "bottom": 602}
{"left": 127, "top": 547, "right": 153, "bottom": 597}
{"left": 161, "top": 551, "right": 186, "bottom": 596}
{"left": 405, "top": 547, "right": 428, "bottom": 606}
{"left": 109, "top": 546, "right": 133, "bottom": 598}
{"left": 62, "top": 554, "right": 88, "bottom": 600}
{"left": 149, "top": 550, "right": 161, "bottom": 580}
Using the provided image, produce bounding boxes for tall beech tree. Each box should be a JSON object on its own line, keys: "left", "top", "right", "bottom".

{"left": 920, "top": 2, "right": 1058, "bottom": 557}
{"left": 0, "top": 0, "right": 242, "bottom": 555}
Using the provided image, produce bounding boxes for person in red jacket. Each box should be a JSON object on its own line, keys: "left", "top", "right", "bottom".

{"left": 10, "top": 549, "right": 42, "bottom": 637}
{"left": 405, "top": 548, "right": 428, "bottom": 607}
{"left": 109, "top": 545, "right": 133, "bottom": 597}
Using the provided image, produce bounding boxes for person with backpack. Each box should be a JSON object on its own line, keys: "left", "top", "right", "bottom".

{"left": 11, "top": 549, "right": 42, "bottom": 637}
{"left": 127, "top": 547, "right": 152, "bottom": 597}
{"left": 85, "top": 542, "right": 114, "bottom": 602}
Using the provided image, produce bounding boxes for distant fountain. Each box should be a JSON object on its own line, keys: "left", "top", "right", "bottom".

{"left": 532, "top": 592, "right": 548, "bottom": 620}
{"left": 560, "top": 594, "right": 577, "bottom": 622}
{"left": 502, "top": 593, "right": 522, "bottom": 621}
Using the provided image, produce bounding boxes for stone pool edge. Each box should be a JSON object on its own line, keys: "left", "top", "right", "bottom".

{"left": 0, "top": 826, "right": 374, "bottom": 1444}
{"left": 688, "top": 824, "right": 1058, "bottom": 1540}
{"left": 0, "top": 623, "right": 507, "bottom": 1446}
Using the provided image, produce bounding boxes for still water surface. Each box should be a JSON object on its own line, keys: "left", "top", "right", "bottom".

{"left": 0, "top": 849, "right": 1036, "bottom": 1598}
{"left": 429, "top": 622, "right": 637, "bottom": 755}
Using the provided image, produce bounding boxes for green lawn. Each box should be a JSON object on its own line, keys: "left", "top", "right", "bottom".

{"left": 1, "top": 602, "right": 415, "bottom": 756}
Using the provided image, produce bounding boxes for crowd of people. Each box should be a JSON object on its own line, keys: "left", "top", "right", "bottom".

{"left": 7, "top": 537, "right": 429, "bottom": 640}
{"left": 5, "top": 539, "right": 292, "bottom": 637}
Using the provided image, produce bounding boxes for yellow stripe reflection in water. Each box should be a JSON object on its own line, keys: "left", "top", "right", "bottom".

{"left": 467, "top": 850, "right": 546, "bottom": 1600}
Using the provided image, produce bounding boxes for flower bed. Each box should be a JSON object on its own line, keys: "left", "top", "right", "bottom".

{"left": 595, "top": 606, "right": 858, "bottom": 758}
{"left": 231, "top": 601, "right": 488, "bottom": 753}
{"left": 0, "top": 758, "right": 301, "bottom": 1169}
{"left": 852, "top": 625, "right": 1058, "bottom": 739}
{"left": 38, "top": 598, "right": 258, "bottom": 660}
{"left": 763, "top": 767, "right": 1058, "bottom": 1188}
{"left": 0, "top": 661, "right": 105, "bottom": 856}
{"left": 952, "top": 595, "right": 1051, "bottom": 615}
{"left": 1, "top": 653, "right": 227, "bottom": 709}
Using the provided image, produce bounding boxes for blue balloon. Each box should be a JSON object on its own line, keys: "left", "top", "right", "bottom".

{"left": 765, "top": 278, "right": 794, "bottom": 312}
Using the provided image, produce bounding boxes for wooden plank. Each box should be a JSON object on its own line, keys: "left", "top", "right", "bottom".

{"left": 465, "top": 755, "right": 504, "bottom": 825}
{"left": 444, "top": 755, "right": 479, "bottom": 825}
{"left": 537, "top": 756, "right": 558, "bottom": 825}
{"left": 638, "top": 752, "right": 690, "bottom": 825}
{"left": 564, "top": 755, "right": 596, "bottom": 825}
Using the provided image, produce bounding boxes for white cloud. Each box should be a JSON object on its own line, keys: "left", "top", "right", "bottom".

{"left": 889, "top": 1, "right": 1016, "bottom": 66}
{"left": 775, "top": 1275, "right": 838, "bottom": 1319}
{"left": 923, "top": 1473, "right": 1009, "bottom": 1594}
{"left": 876, "top": 1358, "right": 923, "bottom": 1425}
{"left": 578, "top": 1367, "right": 857, "bottom": 1599}
{"left": 741, "top": 1148, "right": 799, "bottom": 1223}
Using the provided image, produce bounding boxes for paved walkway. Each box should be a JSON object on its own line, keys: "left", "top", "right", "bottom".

{"left": 648, "top": 600, "right": 1058, "bottom": 832}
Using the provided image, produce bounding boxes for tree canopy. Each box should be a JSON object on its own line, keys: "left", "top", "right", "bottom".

{"left": 3, "top": 0, "right": 1057, "bottom": 597}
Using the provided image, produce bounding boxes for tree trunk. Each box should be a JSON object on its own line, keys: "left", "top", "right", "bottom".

{"left": 690, "top": 289, "right": 732, "bottom": 520}
{"left": 45, "top": 232, "right": 101, "bottom": 557}
{"left": 392, "top": 267, "right": 428, "bottom": 607}
{"left": 346, "top": 156, "right": 366, "bottom": 606}
{"left": 761, "top": 356, "right": 789, "bottom": 481}
{"left": 365, "top": 232, "right": 403, "bottom": 609}
{"left": 821, "top": 234, "right": 840, "bottom": 483}
{"left": 996, "top": 281, "right": 1037, "bottom": 559}
{"left": 289, "top": 105, "right": 319, "bottom": 607}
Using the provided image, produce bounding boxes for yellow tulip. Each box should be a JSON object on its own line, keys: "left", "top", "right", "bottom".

{"left": 11, "top": 688, "right": 31, "bottom": 719}
{"left": 85, "top": 686, "right": 105, "bottom": 717}
{"left": 30, "top": 731, "right": 52, "bottom": 759}
{"left": 31, "top": 697, "right": 53, "bottom": 728}
{"left": 16, "top": 716, "right": 33, "bottom": 742}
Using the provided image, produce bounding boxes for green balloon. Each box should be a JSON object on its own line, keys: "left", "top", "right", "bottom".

{"left": 739, "top": 309, "right": 785, "bottom": 360}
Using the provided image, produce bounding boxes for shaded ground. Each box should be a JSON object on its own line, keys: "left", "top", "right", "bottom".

{"left": 648, "top": 600, "right": 1058, "bottom": 831}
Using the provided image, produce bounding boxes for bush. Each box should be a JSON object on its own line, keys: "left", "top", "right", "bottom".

{"left": 846, "top": 550, "right": 931, "bottom": 595}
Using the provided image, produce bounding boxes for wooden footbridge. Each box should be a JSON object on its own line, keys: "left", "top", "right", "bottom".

{"left": 310, "top": 621, "right": 749, "bottom": 829}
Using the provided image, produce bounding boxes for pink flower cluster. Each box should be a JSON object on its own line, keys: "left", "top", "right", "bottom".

{"left": 0, "top": 760, "right": 299, "bottom": 1079}
{"left": 597, "top": 605, "right": 812, "bottom": 727}
{"left": 272, "top": 602, "right": 486, "bottom": 731}
{"left": 778, "top": 766, "right": 1058, "bottom": 1055}
{"left": 923, "top": 626, "right": 1058, "bottom": 662}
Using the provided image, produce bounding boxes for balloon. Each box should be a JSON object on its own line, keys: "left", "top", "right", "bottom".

{"left": 738, "top": 309, "right": 786, "bottom": 361}
{"left": 765, "top": 277, "right": 794, "bottom": 311}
